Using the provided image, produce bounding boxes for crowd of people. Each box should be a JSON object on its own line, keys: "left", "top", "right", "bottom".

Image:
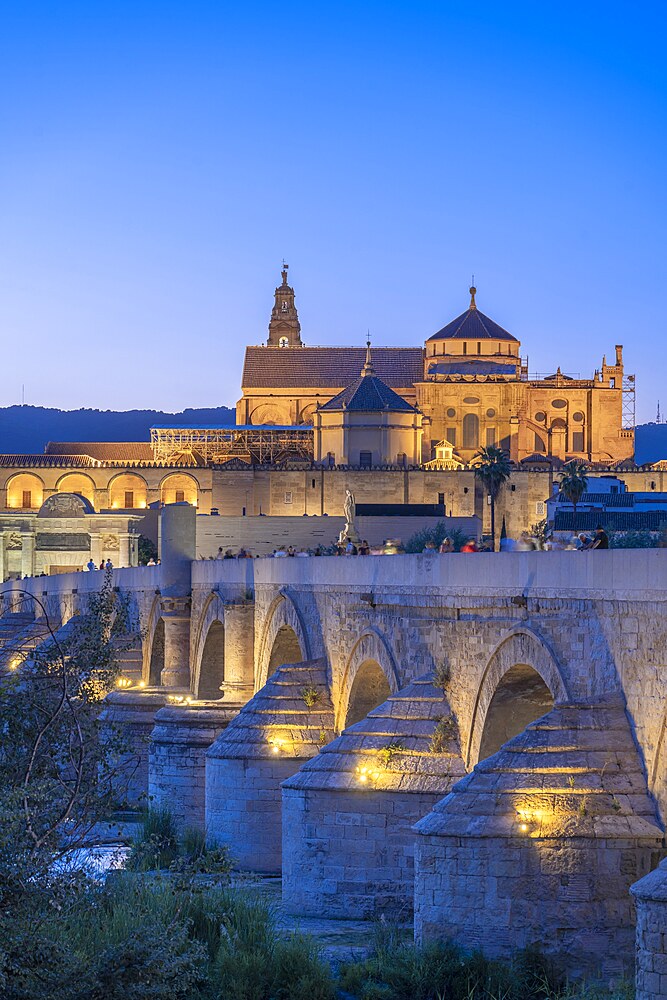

{"left": 204, "top": 526, "right": 612, "bottom": 559}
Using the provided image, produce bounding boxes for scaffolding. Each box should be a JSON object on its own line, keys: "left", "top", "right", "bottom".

{"left": 150, "top": 425, "right": 314, "bottom": 466}
{"left": 622, "top": 374, "right": 636, "bottom": 430}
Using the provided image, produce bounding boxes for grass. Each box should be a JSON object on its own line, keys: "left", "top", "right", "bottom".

{"left": 1, "top": 877, "right": 632, "bottom": 1000}
{"left": 338, "top": 924, "right": 633, "bottom": 1000}
{"left": 124, "top": 808, "right": 232, "bottom": 875}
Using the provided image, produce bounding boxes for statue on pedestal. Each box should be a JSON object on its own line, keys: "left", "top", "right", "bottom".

{"left": 339, "top": 488, "right": 360, "bottom": 545}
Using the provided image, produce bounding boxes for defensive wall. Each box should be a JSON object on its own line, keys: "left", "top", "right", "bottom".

{"left": 3, "top": 530, "right": 667, "bottom": 985}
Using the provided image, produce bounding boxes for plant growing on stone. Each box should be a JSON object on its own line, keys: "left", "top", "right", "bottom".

{"left": 434, "top": 662, "right": 451, "bottom": 692}
{"left": 378, "top": 742, "right": 405, "bottom": 768}
{"left": 430, "top": 715, "right": 459, "bottom": 754}
{"left": 301, "top": 684, "right": 320, "bottom": 708}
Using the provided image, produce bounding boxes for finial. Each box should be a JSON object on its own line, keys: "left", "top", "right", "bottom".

{"left": 361, "top": 333, "right": 374, "bottom": 376}
{"left": 469, "top": 275, "right": 477, "bottom": 310}
{"left": 281, "top": 260, "right": 289, "bottom": 285}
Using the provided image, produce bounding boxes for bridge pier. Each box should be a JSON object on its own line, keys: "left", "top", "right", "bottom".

{"left": 148, "top": 701, "right": 241, "bottom": 831}
{"left": 414, "top": 702, "right": 664, "bottom": 980}
{"left": 159, "top": 597, "right": 192, "bottom": 689}
{"left": 282, "top": 675, "right": 466, "bottom": 920}
{"left": 631, "top": 859, "right": 667, "bottom": 1000}
{"left": 205, "top": 659, "right": 335, "bottom": 873}
{"left": 98, "top": 688, "right": 174, "bottom": 807}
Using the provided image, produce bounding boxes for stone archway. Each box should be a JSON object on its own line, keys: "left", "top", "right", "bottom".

{"left": 466, "top": 627, "right": 568, "bottom": 767}
{"left": 478, "top": 664, "right": 554, "bottom": 760}
{"left": 148, "top": 619, "right": 165, "bottom": 686}
{"left": 256, "top": 592, "right": 310, "bottom": 690}
{"left": 197, "top": 620, "right": 225, "bottom": 699}
{"left": 336, "top": 630, "right": 400, "bottom": 732}
{"left": 345, "top": 659, "right": 391, "bottom": 728}
{"left": 143, "top": 596, "right": 164, "bottom": 686}
{"left": 267, "top": 625, "right": 302, "bottom": 678}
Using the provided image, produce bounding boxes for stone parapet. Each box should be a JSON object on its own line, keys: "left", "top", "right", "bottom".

{"left": 205, "top": 658, "right": 335, "bottom": 872}
{"left": 414, "top": 701, "right": 664, "bottom": 980}
{"left": 148, "top": 700, "right": 240, "bottom": 831}
{"left": 282, "top": 675, "right": 466, "bottom": 919}
{"left": 631, "top": 860, "right": 667, "bottom": 1000}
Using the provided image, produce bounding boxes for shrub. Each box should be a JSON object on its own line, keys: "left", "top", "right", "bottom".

{"left": 377, "top": 742, "right": 405, "bottom": 768}
{"left": 125, "top": 808, "right": 179, "bottom": 872}
{"left": 301, "top": 685, "right": 320, "bottom": 708}
{"left": 430, "top": 715, "right": 459, "bottom": 754}
{"left": 405, "top": 524, "right": 468, "bottom": 554}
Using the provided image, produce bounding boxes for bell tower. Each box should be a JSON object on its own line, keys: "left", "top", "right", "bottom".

{"left": 267, "top": 263, "right": 303, "bottom": 347}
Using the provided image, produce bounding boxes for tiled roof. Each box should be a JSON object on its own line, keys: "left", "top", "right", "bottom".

{"left": 556, "top": 491, "right": 635, "bottom": 508}
{"left": 554, "top": 511, "right": 667, "bottom": 531}
{"left": 428, "top": 307, "right": 518, "bottom": 343}
{"left": 319, "top": 373, "right": 415, "bottom": 412}
{"left": 45, "top": 441, "right": 154, "bottom": 461}
{"left": 241, "top": 346, "right": 424, "bottom": 388}
{"left": 0, "top": 454, "right": 97, "bottom": 468}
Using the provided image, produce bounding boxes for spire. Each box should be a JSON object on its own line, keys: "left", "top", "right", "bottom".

{"left": 469, "top": 275, "right": 477, "bottom": 311}
{"left": 361, "top": 335, "right": 375, "bottom": 376}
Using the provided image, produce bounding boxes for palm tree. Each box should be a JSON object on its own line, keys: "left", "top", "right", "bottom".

{"left": 559, "top": 460, "right": 589, "bottom": 524}
{"left": 473, "top": 446, "right": 512, "bottom": 551}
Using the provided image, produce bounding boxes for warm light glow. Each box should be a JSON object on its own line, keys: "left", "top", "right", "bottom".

{"left": 185, "top": 696, "right": 193, "bottom": 705}
{"left": 138, "top": 680, "right": 146, "bottom": 688}
{"left": 168, "top": 694, "right": 184, "bottom": 704}
{"left": 272, "top": 745, "right": 280, "bottom": 754}
{"left": 116, "top": 677, "right": 133, "bottom": 688}
{"left": 8, "top": 656, "right": 22, "bottom": 671}
{"left": 520, "top": 823, "right": 529, "bottom": 832}
{"left": 355, "top": 763, "right": 380, "bottom": 786}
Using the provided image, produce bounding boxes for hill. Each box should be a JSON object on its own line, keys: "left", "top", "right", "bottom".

{"left": 0, "top": 405, "right": 236, "bottom": 455}
{"left": 1, "top": 407, "right": 665, "bottom": 466}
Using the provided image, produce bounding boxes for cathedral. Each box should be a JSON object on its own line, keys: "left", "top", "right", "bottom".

{"left": 237, "top": 267, "right": 634, "bottom": 466}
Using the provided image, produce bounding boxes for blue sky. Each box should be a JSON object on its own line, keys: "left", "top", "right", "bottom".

{"left": 0, "top": 1, "right": 665, "bottom": 421}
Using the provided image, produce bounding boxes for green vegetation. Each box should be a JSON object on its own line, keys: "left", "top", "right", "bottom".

{"left": 339, "top": 930, "right": 633, "bottom": 1000}
{"left": 405, "top": 524, "right": 468, "bottom": 553}
{"left": 0, "top": 876, "right": 336, "bottom": 1000}
{"left": 300, "top": 684, "right": 321, "bottom": 708}
{"left": 125, "top": 808, "right": 233, "bottom": 876}
{"left": 473, "top": 446, "right": 512, "bottom": 551}
{"left": 430, "top": 715, "right": 459, "bottom": 754}
{"left": 559, "top": 461, "right": 589, "bottom": 518}
{"left": 377, "top": 742, "right": 406, "bottom": 768}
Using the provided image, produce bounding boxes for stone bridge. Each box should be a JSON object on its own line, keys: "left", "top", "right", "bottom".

{"left": 3, "top": 536, "right": 667, "bottom": 987}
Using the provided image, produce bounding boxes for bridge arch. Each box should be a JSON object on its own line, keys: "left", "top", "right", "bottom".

{"left": 191, "top": 592, "right": 227, "bottom": 699}
{"left": 466, "top": 627, "right": 569, "bottom": 768}
{"left": 336, "top": 629, "right": 400, "bottom": 732}
{"left": 143, "top": 596, "right": 165, "bottom": 686}
{"left": 256, "top": 591, "right": 310, "bottom": 690}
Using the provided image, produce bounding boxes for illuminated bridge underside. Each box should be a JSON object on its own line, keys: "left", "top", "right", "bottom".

{"left": 150, "top": 425, "right": 314, "bottom": 465}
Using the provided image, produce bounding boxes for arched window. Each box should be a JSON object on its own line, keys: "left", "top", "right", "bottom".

{"left": 462, "top": 413, "right": 479, "bottom": 449}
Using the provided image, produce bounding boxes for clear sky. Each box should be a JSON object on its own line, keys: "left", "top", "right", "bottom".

{"left": 0, "top": 1, "right": 665, "bottom": 422}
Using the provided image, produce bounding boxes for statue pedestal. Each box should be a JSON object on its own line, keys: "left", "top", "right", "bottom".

{"left": 338, "top": 522, "right": 360, "bottom": 546}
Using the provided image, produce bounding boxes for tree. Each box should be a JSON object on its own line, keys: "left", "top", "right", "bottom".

{"left": 559, "top": 460, "right": 589, "bottom": 523}
{"left": 0, "top": 570, "right": 138, "bottom": 984}
{"left": 473, "top": 446, "right": 512, "bottom": 551}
